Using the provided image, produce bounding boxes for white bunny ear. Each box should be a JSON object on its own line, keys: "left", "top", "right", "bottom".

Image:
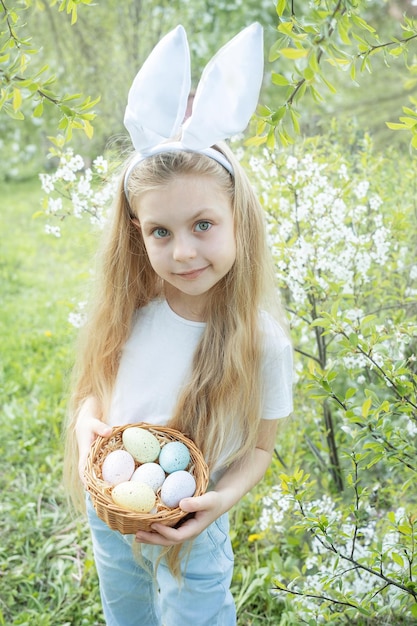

{"left": 181, "top": 22, "right": 264, "bottom": 150}
{"left": 124, "top": 25, "right": 191, "bottom": 151}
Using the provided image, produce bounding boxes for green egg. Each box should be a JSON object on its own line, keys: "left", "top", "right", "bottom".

{"left": 122, "top": 427, "right": 161, "bottom": 463}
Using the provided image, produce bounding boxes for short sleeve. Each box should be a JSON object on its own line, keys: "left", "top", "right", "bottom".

{"left": 260, "top": 312, "right": 294, "bottom": 420}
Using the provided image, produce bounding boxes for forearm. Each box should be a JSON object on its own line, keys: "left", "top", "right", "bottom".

{"left": 213, "top": 417, "right": 288, "bottom": 514}
{"left": 76, "top": 395, "right": 102, "bottom": 424}
{"left": 214, "top": 446, "right": 273, "bottom": 514}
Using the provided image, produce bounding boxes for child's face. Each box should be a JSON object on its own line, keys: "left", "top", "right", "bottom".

{"left": 135, "top": 174, "right": 236, "bottom": 319}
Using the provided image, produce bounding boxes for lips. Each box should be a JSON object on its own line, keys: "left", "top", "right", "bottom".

{"left": 175, "top": 266, "right": 209, "bottom": 279}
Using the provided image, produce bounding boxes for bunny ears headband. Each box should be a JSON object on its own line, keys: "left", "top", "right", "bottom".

{"left": 123, "top": 22, "right": 264, "bottom": 197}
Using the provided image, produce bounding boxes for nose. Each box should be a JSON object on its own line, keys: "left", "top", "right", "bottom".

{"left": 172, "top": 234, "right": 197, "bottom": 261}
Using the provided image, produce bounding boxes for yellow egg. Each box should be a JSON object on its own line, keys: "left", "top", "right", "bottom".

{"left": 122, "top": 427, "right": 160, "bottom": 463}
{"left": 112, "top": 481, "right": 156, "bottom": 513}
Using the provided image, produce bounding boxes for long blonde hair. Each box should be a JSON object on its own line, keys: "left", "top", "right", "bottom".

{"left": 64, "top": 142, "right": 285, "bottom": 559}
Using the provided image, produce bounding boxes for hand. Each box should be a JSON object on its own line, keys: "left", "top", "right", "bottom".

{"left": 75, "top": 398, "right": 112, "bottom": 485}
{"left": 135, "top": 490, "right": 226, "bottom": 547}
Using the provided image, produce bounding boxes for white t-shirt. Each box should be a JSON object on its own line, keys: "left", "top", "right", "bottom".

{"left": 108, "top": 299, "right": 293, "bottom": 473}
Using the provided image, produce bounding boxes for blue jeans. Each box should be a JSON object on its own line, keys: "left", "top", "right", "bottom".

{"left": 86, "top": 496, "right": 236, "bottom": 625}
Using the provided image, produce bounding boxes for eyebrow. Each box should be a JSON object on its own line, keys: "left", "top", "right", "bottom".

{"left": 140, "top": 207, "right": 219, "bottom": 229}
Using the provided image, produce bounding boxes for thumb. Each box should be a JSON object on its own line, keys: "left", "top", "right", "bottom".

{"left": 96, "top": 422, "right": 113, "bottom": 438}
{"left": 179, "top": 494, "right": 209, "bottom": 513}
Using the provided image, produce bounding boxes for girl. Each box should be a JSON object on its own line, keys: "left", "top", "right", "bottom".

{"left": 64, "top": 25, "right": 293, "bottom": 626}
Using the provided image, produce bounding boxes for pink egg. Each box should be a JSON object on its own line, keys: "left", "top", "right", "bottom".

{"left": 101, "top": 449, "right": 135, "bottom": 485}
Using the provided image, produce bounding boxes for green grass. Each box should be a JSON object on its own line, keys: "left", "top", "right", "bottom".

{"left": 0, "top": 178, "right": 282, "bottom": 625}
{"left": 0, "top": 178, "right": 104, "bottom": 625}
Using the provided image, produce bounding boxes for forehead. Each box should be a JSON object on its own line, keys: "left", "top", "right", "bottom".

{"left": 135, "top": 174, "right": 232, "bottom": 220}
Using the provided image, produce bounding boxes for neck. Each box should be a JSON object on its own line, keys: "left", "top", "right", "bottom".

{"left": 164, "top": 285, "right": 207, "bottom": 322}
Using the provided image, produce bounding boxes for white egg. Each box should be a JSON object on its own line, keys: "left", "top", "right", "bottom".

{"left": 101, "top": 449, "right": 135, "bottom": 485}
{"left": 160, "top": 470, "right": 196, "bottom": 508}
{"left": 131, "top": 462, "right": 166, "bottom": 492}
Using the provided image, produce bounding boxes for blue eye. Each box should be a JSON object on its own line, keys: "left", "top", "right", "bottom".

{"left": 195, "top": 221, "right": 211, "bottom": 232}
{"left": 153, "top": 227, "right": 170, "bottom": 238}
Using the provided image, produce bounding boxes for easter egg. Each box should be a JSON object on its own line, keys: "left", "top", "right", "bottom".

{"left": 159, "top": 441, "right": 191, "bottom": 473}
{"left": 122, "top": 427, "right": 160, "bottom": 463}
{"left": 160, "top": 470, "right": 196, "bottom": 508}
{"left": 131, "top": 462, "right": 166, "bottom": 492}
{"left": 101, "top": 449, "right": 135, "bottom": 485}
{"left": 112, "top": 481, "right": 156, "bottom": 513}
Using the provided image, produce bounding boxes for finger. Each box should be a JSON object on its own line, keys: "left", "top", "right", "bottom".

{"left": 179, "top": 492, "right": 214, "bottom": 512}
{"left": 94, "top": 421, "right": 113, "bottom": 438}
{"left": 135, "top": 529, "right": 175, "bottom": 547}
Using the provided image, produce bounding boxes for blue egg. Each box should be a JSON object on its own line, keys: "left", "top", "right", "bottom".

{"left": 159, "top": 441, "right": 191, "bottom": 473}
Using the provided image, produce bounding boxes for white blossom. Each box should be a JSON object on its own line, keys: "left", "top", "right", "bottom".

{"left": 44, "top": 224, "right": 61, "bottom": 238}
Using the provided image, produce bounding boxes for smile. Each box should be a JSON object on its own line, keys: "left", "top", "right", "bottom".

{"left": 174, "top": 266, "right": 209, "bottom": 280}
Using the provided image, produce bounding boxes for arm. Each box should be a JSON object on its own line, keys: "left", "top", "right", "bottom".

{"left": 75, "top": 396, "right": 112, "bottom": 484}
{"left": 135, "top": 417, "right": 287, "bottom": 546}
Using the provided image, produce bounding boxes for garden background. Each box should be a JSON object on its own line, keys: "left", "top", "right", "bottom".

{"left": 1, "top": 1, "right": 417, "bottom": 624}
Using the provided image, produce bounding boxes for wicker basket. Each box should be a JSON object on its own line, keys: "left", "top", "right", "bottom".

{"left": 85, "top": 422, "right": 209, "bottom": 534}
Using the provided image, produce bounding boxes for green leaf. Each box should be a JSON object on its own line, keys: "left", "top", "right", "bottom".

{"left": 290, "top": 108, "right": 300, "bottom": 133}
{"left": 337, "top": 19, "right": 351, "bottom": 45}
{"left": 391, "top": 552, "right": 404, "bottom": 567}
{"left": 266, "top": 129, "right": 275, "bottom": 150}
{"left": 83, "top": 118, "right": 94, "bottom": 139}
{"left": 33, "top": 101, "right": 44, "bottom": 117}
{"left": 398, "top": 524, "right": 412, "bottom": 535}
{"left": 389, "top": 46, "right": 404, "bottom": 57}
{"left": 403, "top": 106, "right": 417, "bottom": 118}
{"left": 280, "top": 47, "right": 308, "bottom": 59}
{"left": 276, "top": 0, "right": 287, "bottom": 17}
{"left": 4, "top": 104, "right": 24, "bottom": 120}
{"left": 272, "top": 72, "right": 290, "bottom": 86}
{"left": 349, "top": 333, "right": 358, "bottom": 347}
{"left": 245, "top": 135, "right": 267, "bottom": 147}
{"left": 13, "top": 88, "right": 22, "bottom": 112}
{"left": 257, "top": 104, "right": 271, "bottom": 117}
{"left": 278, "top": 21, "right": 294, "bottom": 36}
{"left": 351, "top": 15, "right": 376, "bottom": 33}
{"left": 362, "top": 396, "right": 372, "bottom": 418}
{"left": 303, "top": 66, "right": 314, "bottom": 81}
{"left": 399, "top": 116, "right": 417, "bottom": 128}
{"left": 386, "top": 122, "right": 407, "bottom": 130}
{"left": 319, "top": 74, "right": 337, "bottom": 94}
{"left": 269, "top": 39, "right": 281, "bottom": 63}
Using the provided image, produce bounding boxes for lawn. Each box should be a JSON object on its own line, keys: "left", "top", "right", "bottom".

{"left": 0, "top": 178, "right": 104, "bottom": 625}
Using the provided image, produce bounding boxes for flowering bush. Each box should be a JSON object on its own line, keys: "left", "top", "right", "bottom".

{"left": 242, "top": 133, "right": 417, "bottom": 623}
{"left": 39, "top": 147, "right": 116, "bottom": 238}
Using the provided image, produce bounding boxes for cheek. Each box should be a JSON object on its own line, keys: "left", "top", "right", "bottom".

{"left": 142, "top": 241, "right": 165, "bottom": 272}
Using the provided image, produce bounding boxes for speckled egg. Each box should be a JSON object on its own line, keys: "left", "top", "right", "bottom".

{"left": 101, "top": 449, "right": 135, "bottom": 485}
{"left": 158, "top": 441, "right": 191, "bottom": 474}
{"left": 122, "top": 427, "right": 160, "bottom": 463}
{"left": 112, "top": 481, "right": 156, "bottom": 513}
{"left": 131, "top": 462, "right": 166, "bottom": 493}
{"left": 160, "top": 470, "right": 196, "bottom": 508}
